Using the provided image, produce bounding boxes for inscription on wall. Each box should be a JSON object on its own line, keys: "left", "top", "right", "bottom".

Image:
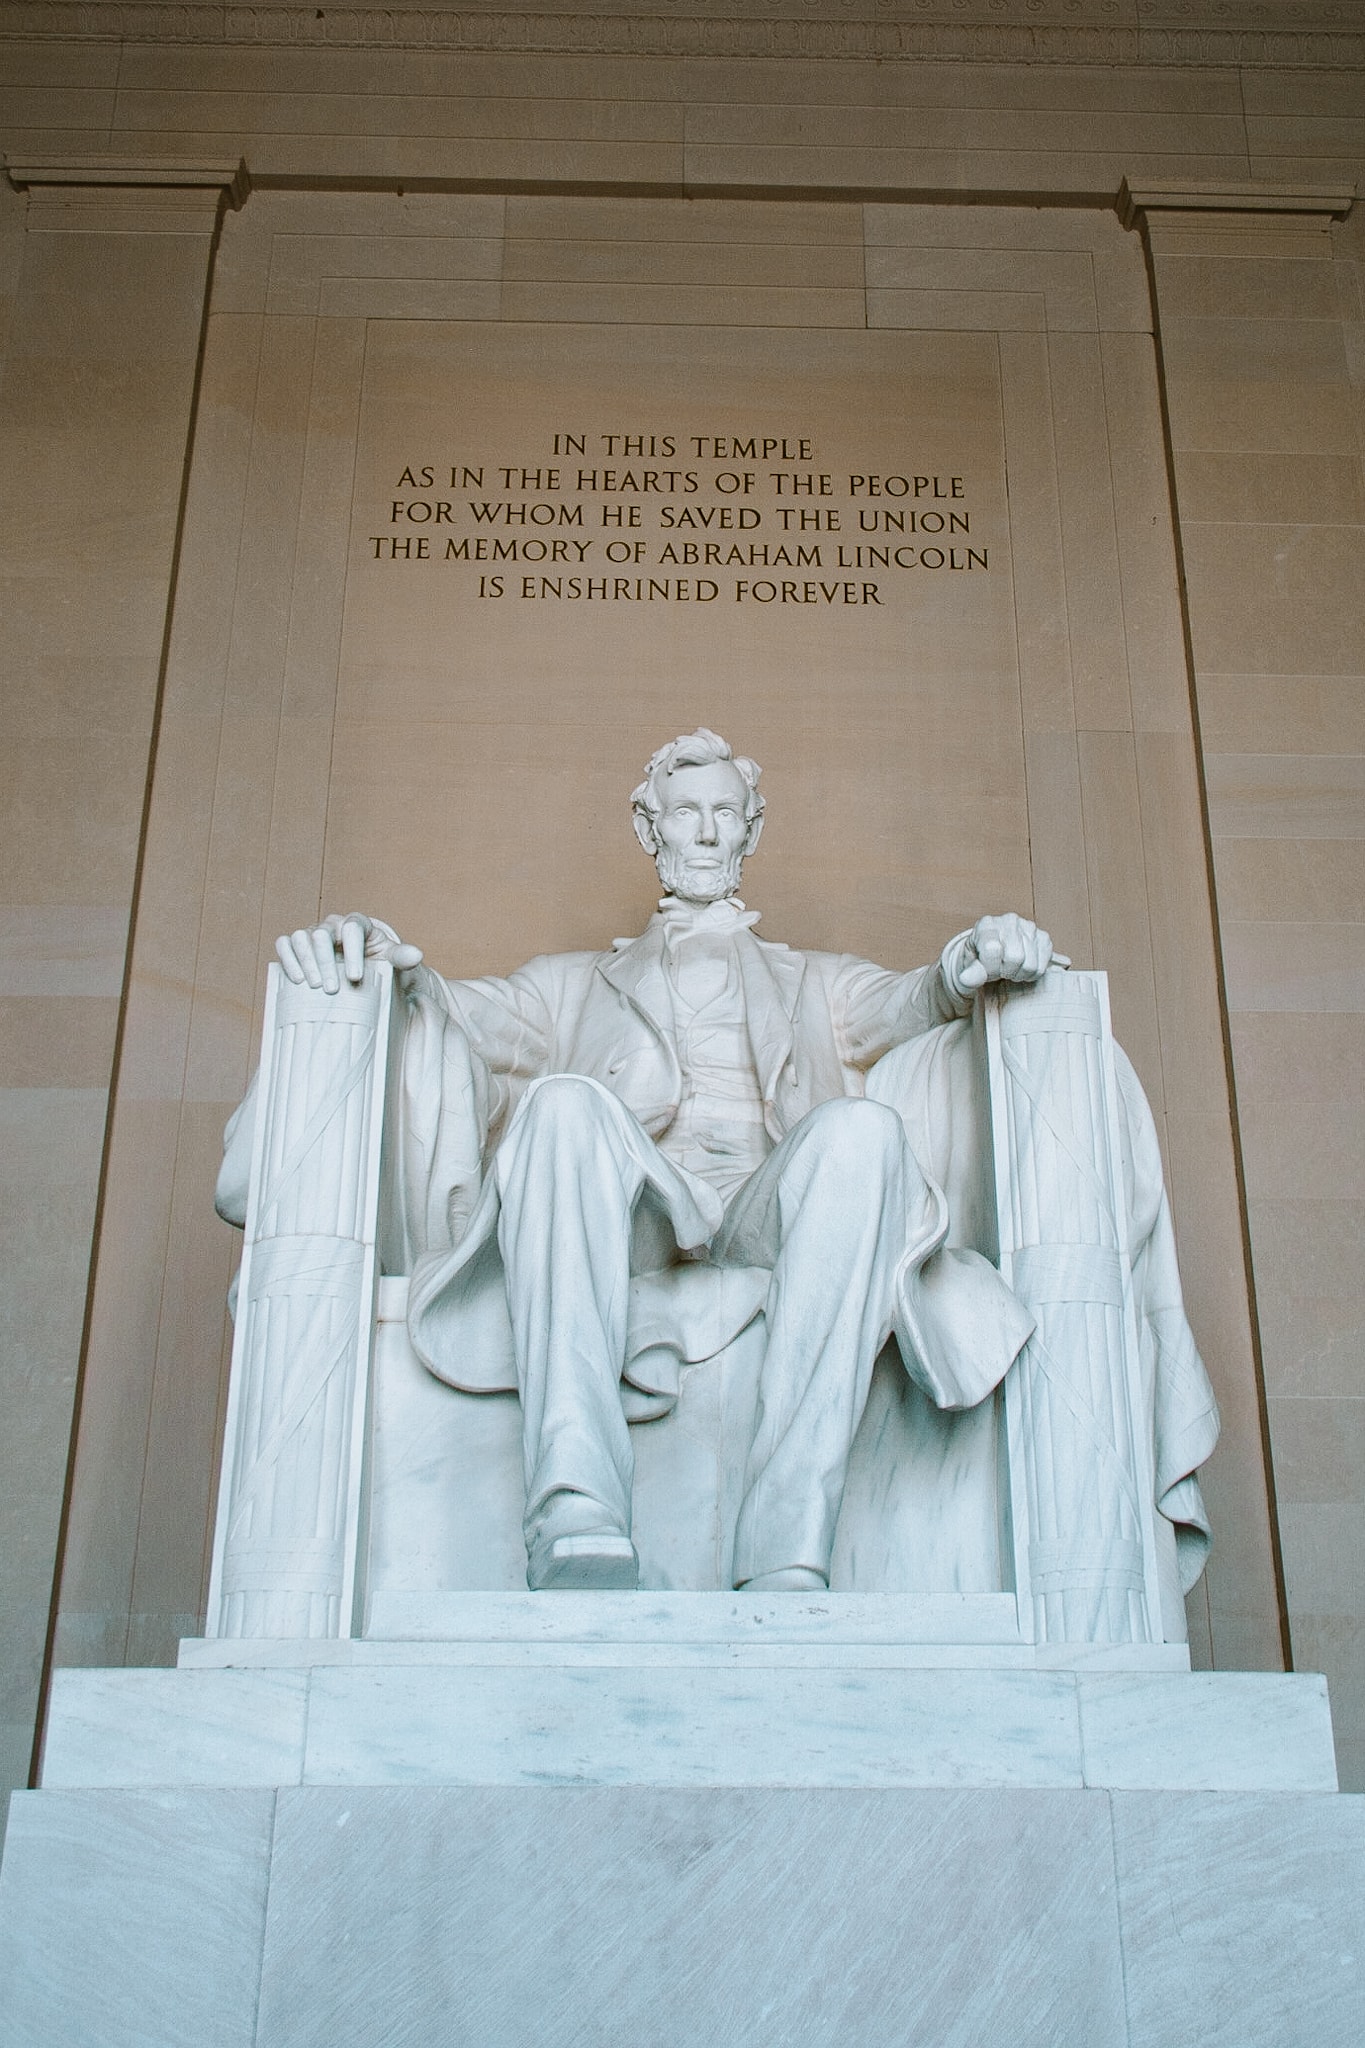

{"left": 367, "top": 428, "right": 989, "bottom": 611}
{"left": 337, "top": 327, "right": 1021, "bottom": 962}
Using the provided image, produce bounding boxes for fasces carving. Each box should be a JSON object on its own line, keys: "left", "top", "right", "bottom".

{"left": 214, "top": 728, "right": 1218, "bottom": 1644}
{"left": 208, "top": 967, "right": 393, "bottom": 1638}
{"left": 988, "top": 973, "right": 1166, "bottom": 1644}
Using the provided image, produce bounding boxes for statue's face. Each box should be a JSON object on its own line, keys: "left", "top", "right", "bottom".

{"left": 649, "top": 760, "right": 754, "bottom": 904}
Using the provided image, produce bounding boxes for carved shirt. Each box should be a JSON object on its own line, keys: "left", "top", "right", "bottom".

{"left": 389, "top": 897, "right": 972, "bottom": 1164}
{"left": 656, "top": 900, "right": 772, "bottom": 1201}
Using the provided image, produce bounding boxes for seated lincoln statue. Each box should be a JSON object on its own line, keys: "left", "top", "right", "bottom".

{"left": 222, "top": 727, "right": 1218, "bottom": 1610}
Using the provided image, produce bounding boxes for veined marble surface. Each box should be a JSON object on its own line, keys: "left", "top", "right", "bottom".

{"left": 6, "top": 1785, "right": 1361, "bottom": 2048}
{"left": 298, "top": 1663, "right": 1084, "bottom": 1789}
{"left": 255, "top": 1786, "right": 1129, "bottom": 2048}
{"left": 38, "top": 1659, "right": 1336, "bottom": 1794}
{"left": 361, "top": 1585, "right": 1031, "bottom": 1646}
{"left": 180, "top": 1636, "right": 1192, "bottom": 1672}
{"left": 0, "top": 1788, "right": 273, "bottom": 2048}
{"left": 39, "top": 1668, "right": 308, "bottom": 1790}
{"left": 182, "top": 1586, "right": 1194, "bottom": 1667}
{"left": 1113, "top": 1791, "right": 1365, "bottom": 2048}
{"left": 1078, "top": 1671, "right": 1338, "bottom": 1792}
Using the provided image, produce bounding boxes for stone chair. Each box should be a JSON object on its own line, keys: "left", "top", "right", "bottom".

{"left": 206, "top": 962, "right": 1214, "bottom": 1653}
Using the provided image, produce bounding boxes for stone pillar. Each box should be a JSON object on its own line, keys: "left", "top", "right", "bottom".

{"left": 0, "top": 157, "right": 246, "bottom": 1792}
{"left": 1124, "top": 178, "right": 1363, "bottom": 1775}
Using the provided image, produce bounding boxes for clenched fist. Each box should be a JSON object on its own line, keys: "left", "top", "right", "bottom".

{"left": 942, "top": 913, "right": 1060, "bottom": 1000}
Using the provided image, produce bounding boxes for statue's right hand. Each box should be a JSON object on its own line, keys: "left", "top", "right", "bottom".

{"left": 275, "top": 913, "right": 424, "bottom": 993}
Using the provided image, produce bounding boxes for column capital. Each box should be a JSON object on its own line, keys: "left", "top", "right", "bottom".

{"left": 6, "top": 155, "right": 249, "bottom": 201}
{"left": 1118, "top": 177, "right": 1353, "bottom": 232}
{"left": 4, "top": 155, "right": 249, "bottom": 232}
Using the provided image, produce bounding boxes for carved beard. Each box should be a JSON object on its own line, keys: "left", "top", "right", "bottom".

{"left": 654, "top": 843, "right": 746, "bottom": 904}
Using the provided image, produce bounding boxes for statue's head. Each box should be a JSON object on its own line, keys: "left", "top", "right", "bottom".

{"left": 631, "top": 728, "right": 765, "bottom": 905}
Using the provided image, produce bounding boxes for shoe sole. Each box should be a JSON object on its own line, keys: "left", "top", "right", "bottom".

{"left": 528, "top": 1533, "right": 639, "bottom": 1592}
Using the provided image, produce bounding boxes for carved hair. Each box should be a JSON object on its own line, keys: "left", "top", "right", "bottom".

{"left": 630, "top": 728, "right": 765, "bottom": 844}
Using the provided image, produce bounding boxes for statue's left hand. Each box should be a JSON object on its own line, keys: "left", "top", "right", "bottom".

{"left": 946, "top": 913, "right": 1056, "bottom": 997}
{"left": 275, "top": 913, "right": 424, "bottom": 994}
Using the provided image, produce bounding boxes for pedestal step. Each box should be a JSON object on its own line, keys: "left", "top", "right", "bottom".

{"left": 41, "top": 1650, "right": 1335, "bottom": 1794}
{"left": 187, "top": 1586, "right": 1185, "bottom": 1661}
{"left": 4, "top": 1784, "right": 1363, "bottom": 2047}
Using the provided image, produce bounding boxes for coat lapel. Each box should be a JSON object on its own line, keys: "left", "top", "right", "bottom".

{"left": 596, "top": 925, "right": 682, "bottom": 1111}
{"left": 598, "top": 921, "right": 673, "bottom": 1033}
{"left": 599, "top": 918, "right": 808, "bottom": 1139}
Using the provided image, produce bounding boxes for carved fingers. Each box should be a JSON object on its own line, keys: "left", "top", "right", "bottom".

{"left": 339, "top": 914, "right": 368, "bottom": 984}
{"left": 952, "top": 913, "right": 1057, "bottom": 994}
{"left": 275, "top": 927, "right": 336, "bottom": 991}
{"left": 274, "top": 914, "right": 423, "bottom": 989}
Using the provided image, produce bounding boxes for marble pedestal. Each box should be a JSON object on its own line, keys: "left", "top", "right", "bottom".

{"left": 3, "top": 1780, "right": 1363, "bottom": 2047}
{"left": 2, "top": 1604, "right": 1358, "bottom": 2044}
{"left": 33, "top": 1595, "right": 1340, "bottom": 1796}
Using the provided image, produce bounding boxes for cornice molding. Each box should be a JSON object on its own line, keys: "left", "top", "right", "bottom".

{"left": 0, "top": 4, "right": 1361, "bottom": 70}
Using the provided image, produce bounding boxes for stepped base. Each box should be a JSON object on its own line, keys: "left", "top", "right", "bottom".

{"left": 3, "top": 1783, "right": 1363, "bottom": 2046}
{"left": 34, "top": 1597, "right": 1337, "bottom": 1795}
{"left": 6, "top": 1603, "right": 1356, "bottom": 2043}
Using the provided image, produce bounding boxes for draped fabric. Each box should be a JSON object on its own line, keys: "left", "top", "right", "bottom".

{"left": 867, "top": 1019, "right": 1219, "bottom": 1598}
{"left": 397, "top": 928, "right": 1035, "bottom": 1418}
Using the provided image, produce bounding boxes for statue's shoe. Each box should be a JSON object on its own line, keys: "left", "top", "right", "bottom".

{"left": 738, "top": 1567, "right": 827, "bottom": 1592}
{"left": 528, "top": 1532, "right": 639, "bottom": 1591}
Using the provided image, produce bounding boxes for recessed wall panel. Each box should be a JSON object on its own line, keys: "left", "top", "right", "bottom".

{"left": 329, "top": 320, "right": 1024, "bottom": 974}
{"left": 53, "top": 194, "right": 1280, "bottom": 1702}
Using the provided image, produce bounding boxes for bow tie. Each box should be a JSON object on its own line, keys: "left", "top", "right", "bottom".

{"left": 655, "top": 896, "right": 761, "bottom": 947}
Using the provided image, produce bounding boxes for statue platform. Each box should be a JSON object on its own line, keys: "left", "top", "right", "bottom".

{"left": 3, "top": 1658, "right": 1360, "bottom": 2047}
{"left": 7, "top": 1605, "right": 1357, "bottom": 2043}
{"left": 35, "top": 1603, "right": 1336, "bottom": 1796}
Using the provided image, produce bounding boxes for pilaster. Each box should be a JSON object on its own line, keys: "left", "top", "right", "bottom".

{"left": 0, "top": 154, "right": 248, "bottom": 1811}
{"left": 1123, "top": 175, "right": 1365, "bottom": 1779}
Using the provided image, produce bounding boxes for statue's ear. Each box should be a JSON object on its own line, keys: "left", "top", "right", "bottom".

{"left": 632, "top": 808, "right": 658, "bottom": 857}
{"left": 743, "top": 808, "right": 764, "bottom": 857}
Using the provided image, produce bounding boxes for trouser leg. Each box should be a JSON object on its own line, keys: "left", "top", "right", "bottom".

{"left": 715, "top": 1098, "right": 921, "bottom": 1586}
{"left": 494, "top": 1075, "right": 650, "bottom": 1556}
